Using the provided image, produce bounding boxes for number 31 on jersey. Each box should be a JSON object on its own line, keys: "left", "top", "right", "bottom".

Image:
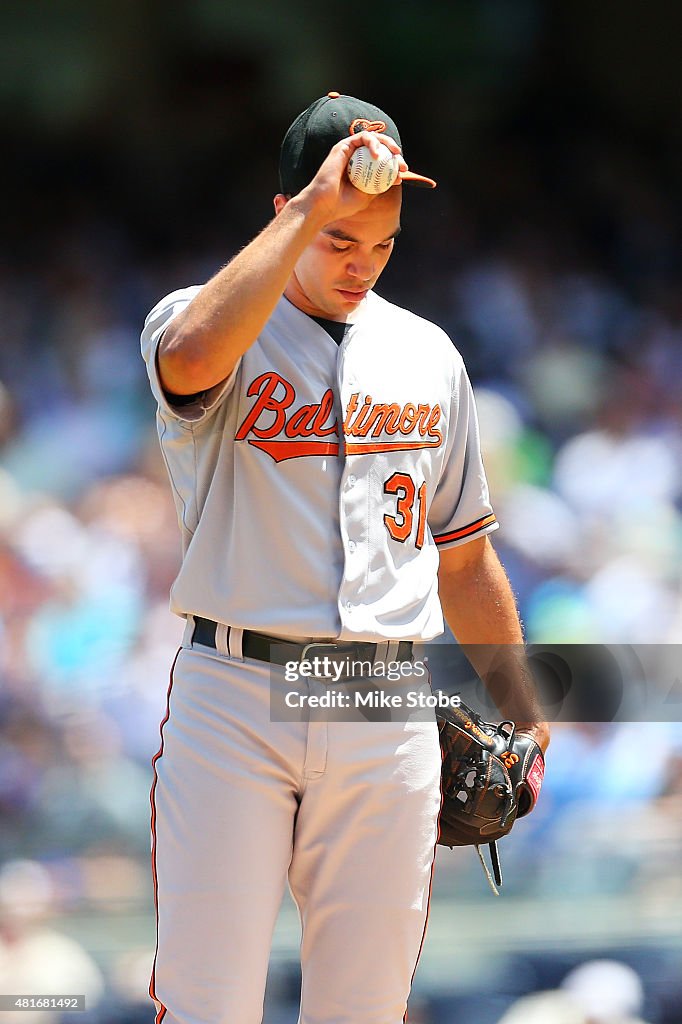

{"left": 384, "top": 472, "right": 427, "bottom": 549}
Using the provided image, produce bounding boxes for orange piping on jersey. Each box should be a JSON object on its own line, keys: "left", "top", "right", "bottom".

{"left": 345, "top": 440, "right": 442, "bottom": 455}
{"left": 247, "top": 439, "right": 340, "bottom": 462}
{"left": 433, "top": 513, "right": 497, "bottom": 545}
{"left": 149, "top": 648, "right": 180, "bottom": 1024}
{"left": 403, "top": 690, "right": 444, "bottom": 1023}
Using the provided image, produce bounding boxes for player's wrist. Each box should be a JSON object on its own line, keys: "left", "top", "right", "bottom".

{"left": 286, "top": 188, "right": 335, "bottom": 232}
{"left": 516, "top": 721, "right": 550, "bottom": 755}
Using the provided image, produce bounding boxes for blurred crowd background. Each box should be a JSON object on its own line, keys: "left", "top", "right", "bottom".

{"left": 0, "top": 2, "right": 681, "bottom": 1022}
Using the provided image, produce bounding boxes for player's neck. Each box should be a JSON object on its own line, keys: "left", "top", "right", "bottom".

{"left": 283, "top": 279, "right": 352, "bottom": 324}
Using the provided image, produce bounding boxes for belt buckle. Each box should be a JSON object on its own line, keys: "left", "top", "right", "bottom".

{"left": 300, "top": 641, "right": 374, "bottom": 683}
{"left": 301, "top": 641, "right": 337, "bottom": 661}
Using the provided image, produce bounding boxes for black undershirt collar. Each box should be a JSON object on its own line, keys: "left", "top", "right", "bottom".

{"left": 310, "top": 315, "right": 351, "bottom": 346}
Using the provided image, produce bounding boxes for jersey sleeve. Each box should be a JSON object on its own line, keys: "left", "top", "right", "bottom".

{"left": 428, "top": 359, "right": 499, "bottom": 550}
{"left": 140, "top": 286, "right": 240, "bottom": 423}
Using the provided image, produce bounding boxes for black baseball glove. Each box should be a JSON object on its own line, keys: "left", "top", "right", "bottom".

{"left": 436, "top": 696, "right": 545, "bottom": 893}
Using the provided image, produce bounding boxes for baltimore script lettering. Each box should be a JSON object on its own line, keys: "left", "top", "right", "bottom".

{"left": 235, "top": 371, "right": 443, "bottom": 462}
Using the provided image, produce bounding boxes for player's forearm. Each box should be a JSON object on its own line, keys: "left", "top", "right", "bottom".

{"left": 158, "top": 196, "right": 327, "bottom": 395}
{"left": 438, "top": 539, "right": 550, "bottom": 752}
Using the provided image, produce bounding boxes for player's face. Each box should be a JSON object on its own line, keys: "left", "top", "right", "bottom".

{"left": 283, "top": 187, "right": 402, "bottom": 321}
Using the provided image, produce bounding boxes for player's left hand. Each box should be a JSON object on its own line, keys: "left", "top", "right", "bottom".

{"left": 436, "top": 697, "right": 547, "bottom": 850}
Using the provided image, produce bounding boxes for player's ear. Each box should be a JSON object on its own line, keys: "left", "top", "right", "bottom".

{"left": 273, "top": 194, "right": 290, "bottom": 215}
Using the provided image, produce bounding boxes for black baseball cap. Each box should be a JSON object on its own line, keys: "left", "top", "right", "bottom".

{"left": 279, "top": 91, "right": 437, "bottom": 196}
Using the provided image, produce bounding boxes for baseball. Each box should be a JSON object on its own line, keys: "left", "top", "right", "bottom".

{"left": 347, "top": 143, "right": 401, "bottom": 194}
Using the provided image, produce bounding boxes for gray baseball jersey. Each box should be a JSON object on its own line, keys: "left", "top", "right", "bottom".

{"left": 141, "top": 286, "right": 498, "bottom": 640}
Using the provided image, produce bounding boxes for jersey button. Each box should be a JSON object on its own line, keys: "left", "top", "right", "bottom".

{"left": 345, "top": 601, "right": 352, "bottom": 612}
{"left": 348, "top": 475, "right": 357, "bottom": 487}
{"left": 348, "top": 540, "right": 356, "bottom": 553}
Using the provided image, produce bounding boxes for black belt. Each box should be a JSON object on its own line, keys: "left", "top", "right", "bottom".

{"left": 192, "top": 616, "right": 413, "bottom": 666}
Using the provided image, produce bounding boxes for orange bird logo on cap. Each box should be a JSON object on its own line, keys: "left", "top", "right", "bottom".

{"left": 349, "top": 118, "right": 387, "bottom": 135}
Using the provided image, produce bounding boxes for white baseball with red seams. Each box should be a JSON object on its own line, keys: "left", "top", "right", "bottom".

{"left": 347, "top": 142, "right": 401, "bottom": 193}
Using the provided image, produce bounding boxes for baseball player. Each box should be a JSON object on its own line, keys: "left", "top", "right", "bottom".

{"left": 141, "top": 92, "right": 549, "bottom": 1024}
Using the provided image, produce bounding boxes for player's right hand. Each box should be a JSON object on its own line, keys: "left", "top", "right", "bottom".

{"left": 297, "top": 131, "right": 408, "bottom": 224}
